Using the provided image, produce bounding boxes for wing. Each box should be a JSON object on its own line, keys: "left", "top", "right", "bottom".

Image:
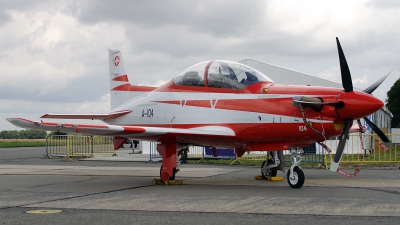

{"left": 40, "top": 110, "right": 132, "bottom": 120}
{"left": 6, "top": 118, "right": 236, "bottom": 149}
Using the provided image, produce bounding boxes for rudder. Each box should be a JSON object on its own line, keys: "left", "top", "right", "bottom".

{"left": 109, "top": 49, "right": 131, "bottom": 110}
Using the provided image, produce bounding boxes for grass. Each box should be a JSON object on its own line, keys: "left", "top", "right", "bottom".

{"left": 0, "top": 139, "right": 46, "bottom": 148}
{"left": 190, "top": 159, "right": 263, "bottom": 166}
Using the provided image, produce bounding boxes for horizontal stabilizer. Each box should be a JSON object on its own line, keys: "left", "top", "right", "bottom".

{"left": 40, "top": 110, "right": 132, "bottom": 120}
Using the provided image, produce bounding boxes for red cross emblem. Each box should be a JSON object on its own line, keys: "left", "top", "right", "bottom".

{"left": 114, "top": 56, "right": 120, "bottom": 66}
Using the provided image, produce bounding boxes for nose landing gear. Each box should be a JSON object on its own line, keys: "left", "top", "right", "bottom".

{"left": 287, "top": 147, "right": 305, "bottom": 188}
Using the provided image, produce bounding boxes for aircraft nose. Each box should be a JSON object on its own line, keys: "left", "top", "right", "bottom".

{"left": 335, "top": 91, "right": 383, "bottom": 119}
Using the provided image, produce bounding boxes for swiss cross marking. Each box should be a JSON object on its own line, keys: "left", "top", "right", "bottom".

{"left": 114, "top": 56, "right": 120, "bottom": 66}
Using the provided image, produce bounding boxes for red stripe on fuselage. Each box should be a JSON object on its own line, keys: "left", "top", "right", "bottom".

{"left": 154, "top": 98, "right": 323, "bottom": 118}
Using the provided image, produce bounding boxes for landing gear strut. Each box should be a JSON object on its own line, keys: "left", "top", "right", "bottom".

{"left": 157, "top": 143, "right": 178, "bottom": 182}
{"left": 160, "top": 166, "right": 177, "bottom": 180}
{"left": 261, "top": 151, "right": 278, "bottom": 179}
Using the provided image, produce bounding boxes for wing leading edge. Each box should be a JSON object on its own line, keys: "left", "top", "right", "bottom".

{"left": 6, "top": 118, "right": 236, "bottom": 148}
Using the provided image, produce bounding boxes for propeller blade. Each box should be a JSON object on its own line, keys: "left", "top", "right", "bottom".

{"left": 334, "top": 118, "right": 351, "bottom": 163}
{"left": 336, "top": 37, "right": 353, "bottom": 92}
{"left": 362, "top": 71, "right": 392, "bottom": 94}
{"left": 364, "top": 116, "right": 393, "bottom": 148}
{"left": 330, "top": 118, "right": 351, "bottom": 172}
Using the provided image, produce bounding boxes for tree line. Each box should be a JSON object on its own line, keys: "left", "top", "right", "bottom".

{"left": 386, "top": 78, "right": 400, "bottom": 128}
{"left": 0, "top": 130, "right": 47, "bottom": 139}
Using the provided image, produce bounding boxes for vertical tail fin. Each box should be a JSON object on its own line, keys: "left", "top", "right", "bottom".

{"left": 109, "top": 49, "right": 131, "bottom": 110}
{"left": 108, "top": 49, "right": 156, "bottom": 111}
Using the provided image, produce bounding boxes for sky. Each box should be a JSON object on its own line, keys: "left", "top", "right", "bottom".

{"left": 1, "top": 0, "right": 400, "bottom": 131}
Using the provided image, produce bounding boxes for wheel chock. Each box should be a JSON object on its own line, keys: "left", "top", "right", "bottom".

{"left": 165, "top": 180, "right": 183, "bottom": 185}
{"left": 268, "top": 176, "right": 283, "bottom": 181}
{"left": 152, "top": 179, "right": 164, "bottom": 185}
{"left": 152, "top": 179, "right": 183, "bottom": 185}
{"left": 254, "top": 175, "right": 283, "bottom": 181}
{"left": 254, "top": 175, "right": 264, "bottom": 180}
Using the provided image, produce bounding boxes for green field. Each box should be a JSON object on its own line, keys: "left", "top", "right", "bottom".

{"left": 0, "top": 139, "right": 46, "bottom": 148}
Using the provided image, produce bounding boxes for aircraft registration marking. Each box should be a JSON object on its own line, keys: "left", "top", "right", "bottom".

{"left": 299, "top": 125, "right": 307, "bottom": 131}
{"left": 142, "top": 109, "right": 154, "bottom": 118}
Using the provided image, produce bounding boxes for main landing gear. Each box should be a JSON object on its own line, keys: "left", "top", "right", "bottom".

{"left": 261, "top": 151, "right": 279, "bottom": 179}
{"left": 160, "top": 166, "right": 178, "bottom": 180}
{"left": 155, "top": 143, "right": 182, "bottom": 184}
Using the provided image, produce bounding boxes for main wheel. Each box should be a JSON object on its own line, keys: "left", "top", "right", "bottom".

{"left": 286, "top": 166, "right": 305, "bottom": 188}
{"left": 160, "top": 165, "right": 176, "bottom": 181}
{"left": 261, "top": 160, "right": 277, "bottom": 180}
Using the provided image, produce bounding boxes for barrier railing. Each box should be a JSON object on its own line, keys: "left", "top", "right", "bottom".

{"left": 323, "top": 133, "right": 399, "bottom": 167}
{"left": 146, "top": 144, "right": 205, "bottom": 164}
{"left": 146, "top": 142, "right": 160, "bottom": 164}
{"left": 44, "top": 135, "right": 115, "bottom": 160}
{"left": 92, "top": 136, "right": 114, "bottom": 156}
{"left": 188, "top": 146, "right": 204, "bottom": 159}
{"left": 45, "top": 133, "right": 399, "bottom": 167}
{"left": 190, "top": 133, "right": 400, "bottom": 167}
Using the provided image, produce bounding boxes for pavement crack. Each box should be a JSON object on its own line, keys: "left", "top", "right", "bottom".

{"left": 0, "top": 184, "right": 154, "bottom": 211}
{"left": 354, "top": 187, "right": 400, "bottom": 195}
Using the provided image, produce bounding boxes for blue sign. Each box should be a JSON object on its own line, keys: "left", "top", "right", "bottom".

{"left": 364, "top": 114, "right": 372, "bottom": 131}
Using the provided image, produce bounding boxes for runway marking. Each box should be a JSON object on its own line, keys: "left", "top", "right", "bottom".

{"left": 25, "top": 209, "right": 62, "bottom": 214}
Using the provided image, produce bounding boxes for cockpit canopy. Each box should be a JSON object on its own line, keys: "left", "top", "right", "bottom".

{"left": 173, "top": 60, "right": 274, "bottom": 89}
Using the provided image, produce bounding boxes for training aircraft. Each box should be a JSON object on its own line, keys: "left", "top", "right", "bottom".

{"left": 7, "top": 37, "right": 393, "bottom": 188}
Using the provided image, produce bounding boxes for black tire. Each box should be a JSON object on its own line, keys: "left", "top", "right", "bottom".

{"left": 160, "top": 165, "right": 176, "bottom": 181}
{"left": 170, "top": 168, "right": 176, "bottom": 180}
{"left": 286, "top": 166, "right": 305, "bottom": 188}
{"left": 261, "top": 160, "right": 278, "bottom": 180}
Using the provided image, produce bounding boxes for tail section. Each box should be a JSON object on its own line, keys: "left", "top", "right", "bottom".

{"left": 109, "top": 49, "right": 157, "bottom": 110}
{"left": 109, "top": 49, "right": 131, "bottom": 110}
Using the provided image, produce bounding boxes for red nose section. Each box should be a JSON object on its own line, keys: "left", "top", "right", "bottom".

{"left": 335, "top": 91, "right": 383, "bottom": 119}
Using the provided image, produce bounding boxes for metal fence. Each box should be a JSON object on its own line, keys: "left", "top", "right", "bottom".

{"left": 145, "top": 142, "right": 159, "bottom": 164}
{"left": 323, "top": 133, "right": 399, "bottom": 166}
{"left": 45, "top": 133, "right": 400, "bottom": 167}
{"left": 44, "top": 135, "right": 115, "bottom": 160}
{"left": 146, "top": 144, "right": 205, "bottom": 164}
{"left": 188, "top": 133, "right": 400, "bottom": 167}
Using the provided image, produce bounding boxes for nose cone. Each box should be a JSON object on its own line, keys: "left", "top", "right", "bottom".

{"left": 335, "top": 91, "right": 383, "bottom": 119}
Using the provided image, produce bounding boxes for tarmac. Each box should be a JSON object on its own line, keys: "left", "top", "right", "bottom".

{"left": 1, "top": 146, "right": 400, "bottom": 224}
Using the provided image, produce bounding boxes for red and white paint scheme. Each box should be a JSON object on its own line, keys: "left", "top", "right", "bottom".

{"left": 7, "top": 38, "right": 392, "bottom": 188}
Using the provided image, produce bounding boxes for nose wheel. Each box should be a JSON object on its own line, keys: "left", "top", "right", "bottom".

{"left": 287, "top": 166, "right": 304, "bottom": 188}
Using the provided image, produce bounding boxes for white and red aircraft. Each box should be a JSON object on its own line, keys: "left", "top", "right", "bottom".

{"left": 7, "top": 38, "right": 392, "bottom": 188}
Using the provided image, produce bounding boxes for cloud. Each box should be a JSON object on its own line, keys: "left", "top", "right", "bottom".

{"left": 74, "top": 0, "right": 266, "bottom": 36}
{"left": 1, "top": 93, "right": 110, "bottom": 131}
{"left": 1, "top": 0, "right": 400, "bottom": 131}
